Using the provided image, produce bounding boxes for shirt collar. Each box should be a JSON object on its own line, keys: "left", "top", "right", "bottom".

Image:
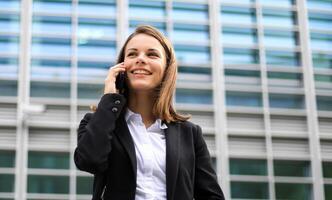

{"left": 125, "top": 109, "right": 168, "bottom": 130}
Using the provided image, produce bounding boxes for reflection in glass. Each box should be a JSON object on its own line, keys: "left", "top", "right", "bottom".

{"left": 0, "top": 57, "right": 18, "bottom": 78}
{"left": 307, "top": 0, "right": 332, "bottom": 10}
{"left": 28, "top": 175, "right": 69, "bottom": 194}
{"left": 176, "top": 89, "right": 212, "bottom": 104}
{"left": 0, "top": 35, "right": 19, "bottom": 54}
{"left": 0, "top": 14, "right": 20, "bottom": 32}
{"left": 317, "top": 96, "right": 332, "bottom": 111}
{"left": 274, "top": 160, "right": 311, "bottom": 177}
{"left": 0, "top": 174, "right": 14, "bottom": 192}
{"left": 264, "top": 30, "right": 298, "bottom": 48}
{"left": 78, "top": 18, "right": 116, "bottom": 40}
{"left": 309, "top": 13, "right": 332, "bottom": 31}
{"left": 231, "top": 182, "right": 269, "bottom": 199}
{"left": 32, "top": 16, "right": 71, "bottom": 35}
{"left": 275, "top": 183, "right": 312, "bottom": 200}
{"left": 266, "top": 50, "right": 300, "bottom": 66}
{"left": 33, "top": 0, "right": 72, "bottom": 14}
{"left": 222, "top": 27, "right": 257, "bottom": 46}
{"left": 0, "top": 0, "right": 20, "bottom": 10}
{"left": 78, "top": 39, "right": 116, "bottom": 58}
{"left": 129, "top": 0, "right": 165, "bottom": 20}
{"left": 310, "top": 33, "right": 332, "bottom": 51}
{"left": 31, "top": 59, "right": 71, "bottom": 80}
{"left": 28, "top": 151, "right": 69, "bottom": 169}
{"left": 172, "top": 2, "right": 208, "bottom": 22}
{"left": 221, "top": 6, "right": 256, "bottom": 25}
{"left": 30, "top": 81, "right": 70, "bottom": 98}
{"left": 260, "top": 0, "right": 295, "bottom": 7}
{"left": 173, "top": 24, "right": 209, "bottom": 43}
{"left": 175, "top": 45, "right": 210, "bottom": 64}
{"left": 226, "top": 91, "right": 262, "bottom": 107}
{"left": 223, "top": 48, "right": 259, "bottom": 65}
{"left": 76, "top": 176, "right": 93, "bottom": 194}
{"left": 78, "top": 0, "right": 116, "bottom": 16}
{"left": 31, "top": 37, "right": 71, "bottom": 57}
{"left": 230, "top": 159, "right": 267, "bottom": 175}
{"left": 78, "top": 61, "right": 110, "bottom": 81}
{"left": 312, "top": 53, "right": 332, "bottom": 69}
{"left": 263, "top": 9, "right": 296, "bottom": 27}
{"left": 269, "top": 94, "right": 304, "bottom": 109}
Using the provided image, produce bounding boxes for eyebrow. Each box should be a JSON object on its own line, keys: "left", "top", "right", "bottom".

{"left": 127, "top": 48, "right": 161, "bottom": 52}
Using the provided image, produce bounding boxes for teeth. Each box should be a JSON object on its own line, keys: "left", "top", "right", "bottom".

{"left": 132, "top": 69, "right": 151, "bottom": 75}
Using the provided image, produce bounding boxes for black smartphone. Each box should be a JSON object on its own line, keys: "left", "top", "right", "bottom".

{"left": 115, "top": 71, "right": 126, "bottom": 94}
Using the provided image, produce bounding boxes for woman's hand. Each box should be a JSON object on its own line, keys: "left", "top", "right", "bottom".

{"left": 104, "top": 62, "right": 126, "bottom": 94}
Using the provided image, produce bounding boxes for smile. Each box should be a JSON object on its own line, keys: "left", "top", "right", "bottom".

{"left": 131, "top": 69, "right": 152, "bottom": 75}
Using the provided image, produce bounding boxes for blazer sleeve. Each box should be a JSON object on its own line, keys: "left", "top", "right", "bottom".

{"left": 193, "top": 125, "right": 225, "bottom": 200}
{"left": 74, "top": 93, "right": 126, "bottom": 174}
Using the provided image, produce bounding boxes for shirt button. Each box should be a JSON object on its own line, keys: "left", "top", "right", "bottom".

{"left": 111, "top": 107, "right": 118, "bottom": 113}
{"left": 114, "top": 100, "right": 121, "bottom": 104}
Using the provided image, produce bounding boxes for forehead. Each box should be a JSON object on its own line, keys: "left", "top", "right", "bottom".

{"left": 125, "top": 34, "right": 164, "bottom": 52}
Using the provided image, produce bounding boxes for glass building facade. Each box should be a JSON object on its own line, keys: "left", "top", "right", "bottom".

{"left": 0, "top": 0, "right": 331, "bottom": 199}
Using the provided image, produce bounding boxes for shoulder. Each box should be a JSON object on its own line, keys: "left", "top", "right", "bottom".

{"left": 171, "top": 120, "right": 202, "bottom": 136}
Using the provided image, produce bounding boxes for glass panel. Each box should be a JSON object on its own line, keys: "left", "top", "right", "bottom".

{"left": 0, "top": 35, "right": 19, "bottom": 54}
{"left": 325, "top": 184, "right": 332, "bottom": 200}
{"left": 0, "top": 0, "right": 20, "bottom": 10}
{"left": 175, "top": 45, "right": 210, "bottom": 64}
{"left": 310, "top": 33, "right": 332, "bottom": 51}
{"left": 323, "top": 162, "right": 332, "bottom": 178}
{"left": 225, "top": 69, "right": 260, "bottom": 78}
{"left": 31, "top": 59, "right": 71, "bottom": 80}
{"left": 33, "top": 0, "right": 72, "bottom": 14}
{"left": 263, "top": 9, "right": 297, "bottom": 27}
{"left": 30, "top": 81, "right": 70, "bottom": 98}
{"left": 223, "top": 48, "right": 259, "bottom": 65}
{"left": 307, "top": 0, "right": 332, "bottom": 9}
{"left": 317, "top": 96, "right": 332, "bottom": 111}
{"left": 264, "top": 30, "right": 298, "bottom": 48}
{"left": 32, "top": 16, "right": 71, "bottom": 35}
{"left": 269, "top": 94, "right": 305, "bottom": 109}
{"left": 230, "top": 159, "right": 267, "bottom": 175}
{"left": 78, "top": 0, "right": 116, "bottom": 17}
{"left": 0, "top": 80, "right": 17, "bottom": 96}
{"left": 27, "top": 175, "right": 69, "bottom": 194}
{"left": 315, "top": 74, "right": 332, "bottom": 83}
{"left": 261, "top": 0, "right": 295, "bottom": 6}
{"left": 0, "top": 174, "right": 14, "bottom": 192}
{"left": 274, "top": 160, "right": 311, "bottom": 177}
{"left": 129, "top": 0, "right": 165, "bottom": 20}
{"left": 308, "top": 13, "right": 332, "bottom": 31}
{"left": 77, "top": 39, "right": 116, "bottom": 58}
{"left": 0, "top": 14, "right": 20, "bottom": 32}
{"left": 222, "top": 0, "right": 254, "bottom": 4}
{"left": 78, "top": 18, "right": 116, "bottom": 40}
{"left": 178, "top": 66, "right": 211, "bottom": 82}
{"left": 77, "top": 61, "right": 110, "bottom": 81}
{"left": 78, "top": 83, "right": 103, "bottom": 99}
{"left": 76, "top": 176, "right": 93, "bottom": 194}
{"left": 222, "top": 27, "right": 257, "bottom": 46}
{"left": 129, "top": 20, "right": 166, "bottom": 35}
{"left": 0, "top": 150, "right": 15, "bottom": 168}
{"left": 226, "top": 91, "right": 262, "bottom": 107}
{"left": 173, "top": 24, "right": 209, "bottom": 43}
{"left": 312, "top": 53, "right": 332, "bottom": 69}
{"left": 275, "top": 183, "right": 312, "bottom": 200}
{"left": 31, "top": 37, "right": 71, "bottom": 57}
{"left": 28, "top": 151, "right": 69, "bottom": 169}
{"left": 266, "top": 51, "right": 300, "bottom": 66}
{"left": 0, "top": 57, "right": 18, "bottom": 78}
{"left": 221, "top": 6, "right": 256, "bottom": 25}
{"left": 268, "top": 72, "right": 302, "bottom": 80}
{"left": 231, "top": 182, "right": 269, "bottom": 199}
{"left": 172, "top": 2, "right": 208, "bottom": 22}
{"left": 176, "top": 89, "right": 212, "bottom": 104}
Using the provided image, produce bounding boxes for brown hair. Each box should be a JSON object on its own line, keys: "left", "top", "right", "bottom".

{"left": 116, "top": 25, "right": 189, "bottom": 122}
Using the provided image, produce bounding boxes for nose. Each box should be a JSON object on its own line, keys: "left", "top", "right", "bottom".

{"left": 136, "top": 53, "right": 146, "bottom": 65}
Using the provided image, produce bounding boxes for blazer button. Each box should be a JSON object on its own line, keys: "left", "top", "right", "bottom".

{"left": 114, "top": 100, "right": 121, "bottom": 104}
{"left": 111, "top": 107, "right": 118, "bottom": 113}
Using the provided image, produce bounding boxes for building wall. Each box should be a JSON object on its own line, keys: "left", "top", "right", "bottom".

{"left": 0, "top": 0, "right": 331, "bottom": 199}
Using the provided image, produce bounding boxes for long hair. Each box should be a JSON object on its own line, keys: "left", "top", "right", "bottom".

{"left": 116, "top": 25, "right": 190, "bottom": 122}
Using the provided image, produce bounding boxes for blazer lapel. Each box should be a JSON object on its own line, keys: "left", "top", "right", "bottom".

{"left": 165, "top": 122, "right": 180, "bottom": 200}
{"left": 115, "top": 115, "right": 137, "bottom": 179}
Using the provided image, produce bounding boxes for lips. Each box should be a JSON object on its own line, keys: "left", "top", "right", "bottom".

{"left": 130, "top": 69, "right": 152, "bottom": 75}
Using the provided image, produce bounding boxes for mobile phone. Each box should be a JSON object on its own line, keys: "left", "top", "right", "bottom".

{"left": 115, "top": 71, "right": 126, "bottom": 94}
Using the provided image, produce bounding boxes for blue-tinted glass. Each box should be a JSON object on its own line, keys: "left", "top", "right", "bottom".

{"left": 0, "top": 35, "right": 19, "bottom": 54}
{"left": 266, "top": 51, "right": 300, "bottom": 66}
{"left": 309, "top": 13, "right": 332, "bottom": 31}
{"left": 77, "top": 61, "right": 110, "bottom": 81}
{"left": 0, "top": 150, "right": 15, "bottom": 168}
{"left": 275, "top": 183, "right": 312, "bottom": 200}
{"left": 269, "top": 94, "right": 304, "bottom": 108}
{"left": 263, "top": 9, "right": 296, "bottom": 27}
{"left": 178, "top": 66, "right": 211, "bottom": 82}
{"left": 325, "top": 184, "right": 332, "bottom": 200}
{"left": 0, "top": 80, "right": 17, "bottom": 96}
{"left": 30, "top": 81, "right": 70, "bottom": 98}
{"left": 315, "top": 74, "right": 332, "bottom": 83}
{"left": 28, "top": 151, "right": 69, "bottom": 169}
{"left": 0, "top": 0, "right": 20, "bottom": 10}
{"left": 33, "top": 0, "right": 72, "bottom": 14}
{"left": 317, "top": 96, "right": 332, "bottom": 111}
{"left": 76, "top": 176, "right": 93, "bottom": 194}
{"left": 274, "top": 160, "right": 311, "bottom": 177}
{"left": 179, "top": 66, "right": 211, "bottom": 75}
{"left": 0, "top": 14, "right": 20, "bottom": 32}
{"left": 176, "top": 89, "right": 212, "bottom": 104}
{"left": 312, "top": 53, "right": 332, "bottom": 69}
{"left": 32, "top": 16, "right": 71, "bottom": 35}
{"left": 221, "top": 7, "right": 256, "bottom": 25}
{"left": 225, "top": 69, "right": 260, "bottom": 77}
{"left": 222, "top": 27, "right": 257, "bottom": 45}
{"left": 173, "top": 24, "right": 209, "bottom": 43}
{"left": 264, "top": 30, "right": 298, "bottom": 48}
{"left": 268, "top": 72, "right": 302, "bottom": 80}
{"left": 231, "top": 182, "right": 269, "bottom": 199}
{"left": 0, "top": 57, "right": 18, "bottom": 78}
{"left": 223, "top": 48, "right": 259, "bottom": 65}
{"left": 78, "top": 39, "right": 116, "bottom": 58}
{"left": 261, "top": 0, "right": 295, "bottom": 6}
{"left": 31, "top": 59, "right": 71, "bottom": 80}
{"left": 78, "top": 18, "right": 116, "bottom": 40}
{"left": 78, "top": 83, "right": 103, "bottom": 99}
{"left": 310, "top": 33, "right": 332, "bottom": 51}
{"left": 28, "top": 175, "right": 69, "bottom": 194}
{"left": 172, "top": 2, "right": 208, "bottom": 22}
{"left": 175, "top": 45, "right": 210, "bottom": 64}
{"left": 226, "top": 91, "right": 262, "bottom": 107}
{"left": 78, "top": 0, "right": 116, "bottom": 17}
{"left": 0, "top": 174, "right": 14, "bottom": 192}
{"left": 222, "top": 0, "right": 254, "bottom": 4}
{"left": 307, "top": 0, "right": 332, "bottom": 9}
{"left": 129, "top": 21, "right": 166, "bottom": 35}
{"left": 230, "top": 159, "right": 267, "bottom": 175}
{"left": 32, "top": 37, "right": 71, "bottom": 57}
{"left": 129, "top": 0, "right": 165, "bottom": 20}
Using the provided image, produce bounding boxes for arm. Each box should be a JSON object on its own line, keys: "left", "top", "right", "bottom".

{"left": 74, "top": 93, "right": 126, "bottom": 174}
{"left": 194, "top": 125, "right": 225, "bottom": 200}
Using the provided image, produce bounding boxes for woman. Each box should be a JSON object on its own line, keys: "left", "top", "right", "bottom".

{"left": 74, "top": 25, "right": 224, "bottom": 200}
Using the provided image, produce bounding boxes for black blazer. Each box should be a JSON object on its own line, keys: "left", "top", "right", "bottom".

{"left": 74, "top": 93, "right": 225, "bottom": 200}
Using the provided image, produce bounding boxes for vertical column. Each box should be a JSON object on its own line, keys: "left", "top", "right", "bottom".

{"left": 255, "top": 1, "right": 276, "bottom": 199}
{"left": 296, "top": 0, "right": 324, "bottom": 199}
{"left": 209, "top": 0, "right": 229, "bottom": 198}
{"left": 117, "top": 0, "right": 128, "bottom": 52}
{"left": 15, "top": 0, "right": 33, "bottom": 199}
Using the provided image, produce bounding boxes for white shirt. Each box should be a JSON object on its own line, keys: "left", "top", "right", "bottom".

{"left": 125, "top": 109, "right": 168, "bottom": 200}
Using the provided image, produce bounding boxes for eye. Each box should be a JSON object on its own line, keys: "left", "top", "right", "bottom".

{"left": 148, "top": 52, "right": 160, "bottom": 58}
{"left": 127, "top": 52, "right": 136, "bottom": 57}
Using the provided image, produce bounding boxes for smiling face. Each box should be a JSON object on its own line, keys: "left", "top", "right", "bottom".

{"left": 124, "top": 34, "right": 166, "bottom": 93}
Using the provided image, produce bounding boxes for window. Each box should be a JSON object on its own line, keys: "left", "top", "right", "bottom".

{"left": 221, "top": 6, "right": 256, "bottom": 25}
{"left": 173, "top": 24, "right": 209, "bottom": 43}
{"left": 30, "top": 81, "right": 70, "bottom": 98}
{"left": 310, "top": 33, "right": 332, "bottom": 51}
{"left": 274, "top": 160, "right": 311, "bottom": 177}
{"left": 31, "top": 59, "right": 71, "bottom": 80}
{"left": 27, "top": 175, "right": 69, "bottom": 194}
{"left": 323, "top": 162, "right": 332, "bottom": 178}
{"left": 32, "top": 16, "right": 71, "bottom": 35}
{"left": 31, "top": 37, "right": 71, "bottom": 57}
{"left": 312, "top": 53, "right": 332, "bottom": 69}
{"left": 325, "top": 184, "right": 332, "bottom": 200}
{"left": 172, "top": 2, "right": 208, "bottom": 22}
{"left": 264, "top": 30, "right": 298, "bottom": 48}
{"left": 263, "top": 9, "right": 297, "bottom": 27}
{"left": 76, "top": 176, "right": 93, "bottom": 194}
{"left": 223, "top": 48, "right": 259, "bottom": 65}
{"left": 268, "top": 72, "right": 302, "bottom": 80}
{"left": 178, "top": 66, "right": 211, "bottom": 82}
{"left": 0, "top": 0, "right": 20, "bottom": 10}
{"left": 78, "top": 0, "right": 116, "bottom": 17}
{"left": 275, "top": 183, "right": 312, "bottom": 200}
{"left": 225, "top": 69, "right": 260, "bottom": 78}
{"left": 317, "top": 96, "right": 332, "bottom": 111}
{"left": 129, "top": 0, "right": 165, "bottom": 20}
{"left": 0, "top": 14, "right": 20, "bottom": 32}
{"left": 308, "top": 13, "right": 332, "bottom": 31}
{"left": 28, "top": 151, "right": 69, "bottom": 169}
{"left": 231, "top": 182, "right": 269, "bottom": 199}
{"left": 230, "top": 159, "right": 267, "bottom": 175}
{"left": 269, "top": 94, "right": 305, "bottom": 109}
{"left": 78, "top": 83, "right": 103, "bottom": 99}
{"left": 78, "top": 18, "right": 116, "bottom": 40}
{"left": 0, "top": 150, "right": 15, "bottom": 168}
{"left": 78, "top": 39, "right": 116, "bottom": 58}
{"left": 222, "top": 27, "right": 257, "bottom": 46}
{"left": 33, "top": 0, "right": 72, "bottom": 14}
{"left": 0, "top": 174, "right": 14, "bottom": 192}
{"left": 266, "top": 50, "right": 300, "bottom": 66}
{"left": 307, "top": 0, "right": 332, "bottom": 10}
{"left": 0, "top": 80, "right": 17, "bottom": 96}
{"left": 129, "top": 20, "right": 166, "bottom": 35}
{"left": 226, "top": 92, "right": 262, "bottom": 107}
{"left": 261, "top": 0, "right": 295, "bottom": 7}
{"left": 175, "top": 45, "right": 210, "bottom": 64}
{"left": 176, "top": 89, "right": 212, "bottom": 104}
{"left": 77, "top": 60, "right": 110, "bottom": 81}
{"left": 0, "top": 35, "right": 19, "bottom": 54}
{"left": 315, "top": 74, "right": 332, "bottom": 83}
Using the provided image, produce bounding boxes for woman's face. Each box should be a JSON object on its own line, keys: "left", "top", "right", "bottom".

{"left": 124, "top": 34, "right": 166, "bottom": 93}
